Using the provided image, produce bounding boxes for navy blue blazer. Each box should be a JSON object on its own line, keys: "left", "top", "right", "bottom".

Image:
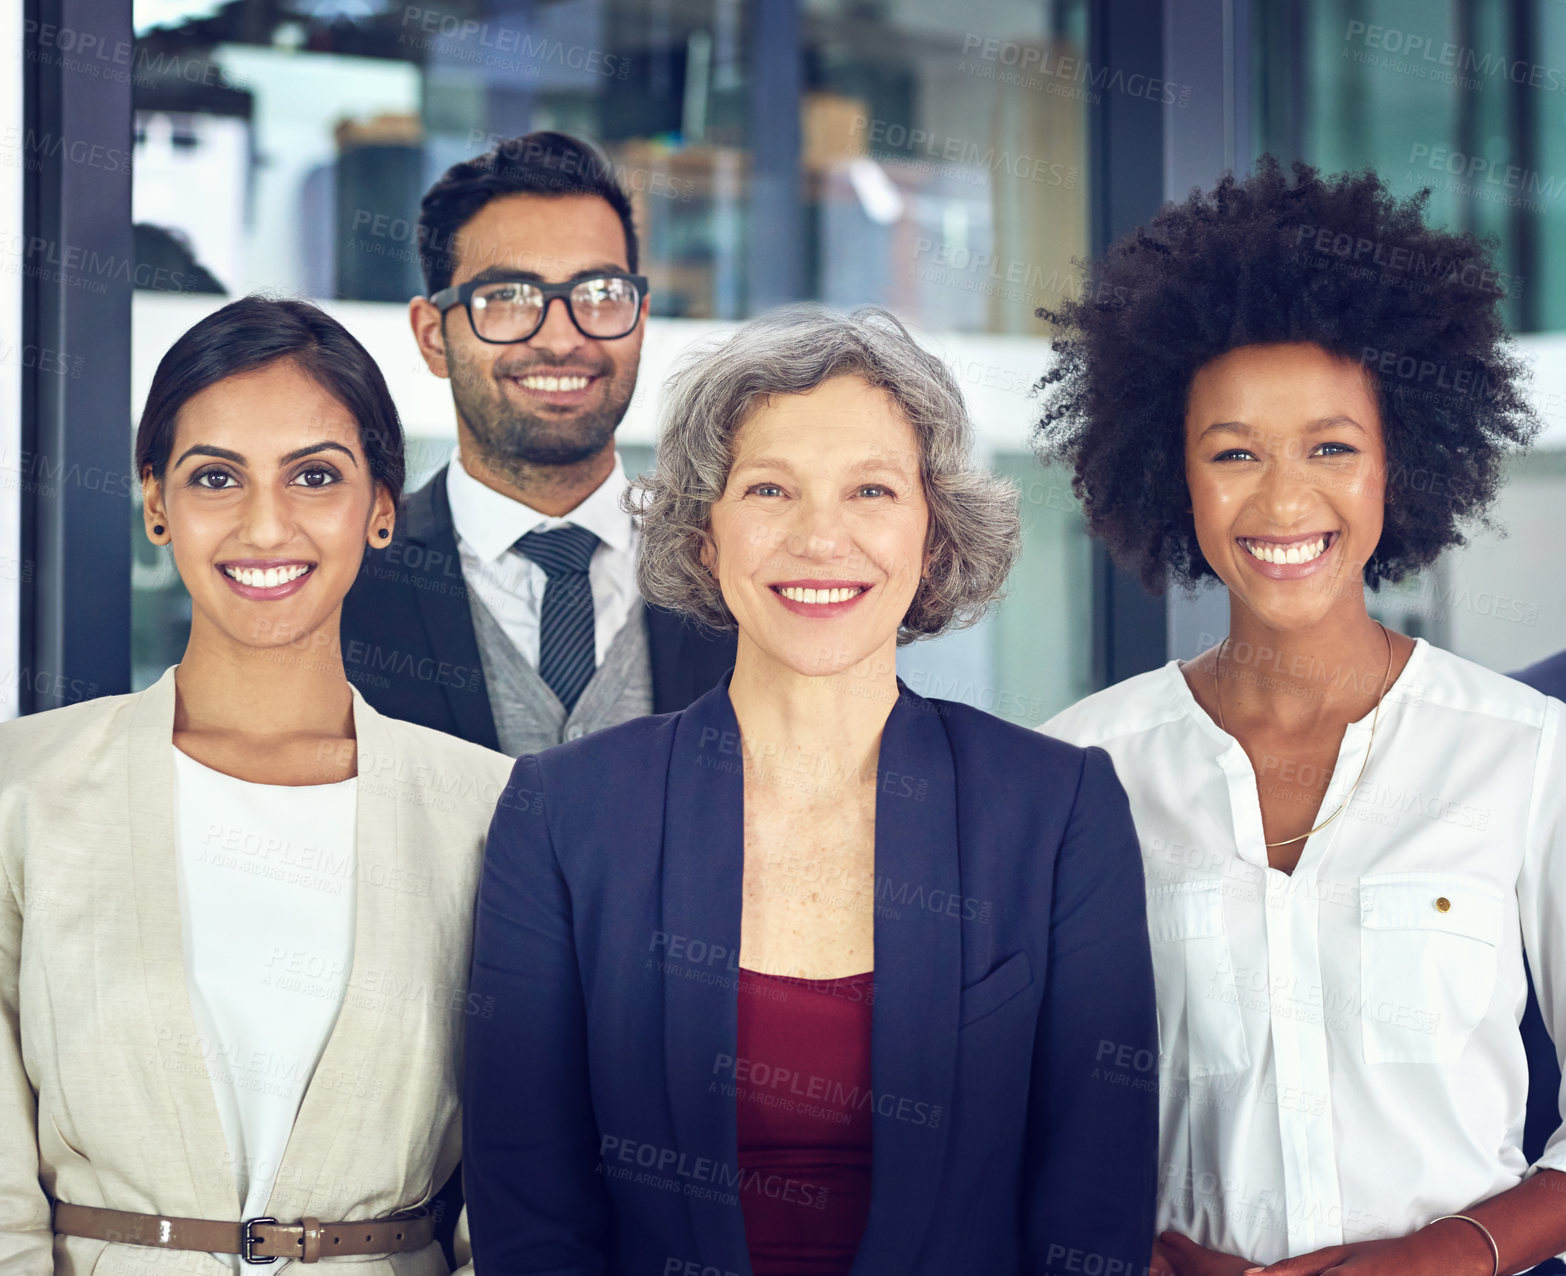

{"left": 339, "top": 466, "right": 737, "bottom": 749}
{"left": 464, "top": 674, "right": 1159, "bottom": 1276}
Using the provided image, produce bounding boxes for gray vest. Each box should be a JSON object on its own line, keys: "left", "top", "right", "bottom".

{"left": 466, "top": 588, "right": 654, "bottom": 757}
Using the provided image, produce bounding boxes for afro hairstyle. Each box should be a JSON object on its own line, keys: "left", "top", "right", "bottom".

{"left": 1032, "top": 156, "right": 1539, "bottom": 593}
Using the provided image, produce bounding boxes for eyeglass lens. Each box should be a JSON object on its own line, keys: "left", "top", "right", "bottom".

{"left": 469, "top": 277, "right": 641, "bottom": 341}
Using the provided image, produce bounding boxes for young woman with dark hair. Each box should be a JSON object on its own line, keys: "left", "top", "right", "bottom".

{"left": 1042, "top": 159, "right": 1566, "bottom": 1276}
{"left": 0, "top": 295, "right": 510, "bottom": 1274}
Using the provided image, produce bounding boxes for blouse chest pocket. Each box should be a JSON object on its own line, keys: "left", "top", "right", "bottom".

{"left": 1358, "top": 872, "right": 1506, "bottom": 1064}
{"left": 1146, "top": 880, "right": 1250, "bottom": 1076}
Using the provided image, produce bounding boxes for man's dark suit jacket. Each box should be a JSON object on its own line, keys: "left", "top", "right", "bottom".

{"left": 339, "top": 465, "right": 738, "bottom": 750}
{"left": 464, "top": 672, "right": 1160, "bottom": 1275}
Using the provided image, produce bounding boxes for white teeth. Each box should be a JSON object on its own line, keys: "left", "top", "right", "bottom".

{"left": 1242, "top": 536, "right": 1327, "bottom": 566}
{"left": 520, "top": 374, "right": 589, "bottom": 392}
{"left": 224, "top": 564, "right": 311, "bottom": 588}
{"left": 778, "top": 585, "right": 865, "bottom": 605}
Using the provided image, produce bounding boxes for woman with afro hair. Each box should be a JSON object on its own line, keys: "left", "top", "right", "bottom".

{"left": 1042, "top": 157, "right": 1566, "bottom": 1276}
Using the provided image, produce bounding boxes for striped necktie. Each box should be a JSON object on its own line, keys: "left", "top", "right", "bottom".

{"left": 513, "top": 524, "right": 601, "bottom": 713}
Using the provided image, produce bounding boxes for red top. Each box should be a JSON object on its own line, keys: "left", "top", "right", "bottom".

{"left": 734, "top": 967, "right": 875, "bottom": 1276}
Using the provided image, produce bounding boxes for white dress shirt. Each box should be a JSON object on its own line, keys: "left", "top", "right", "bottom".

{"left": 445, "top": 446, "right": 642, "bottom": 668}
{"left": 171, "top": 748, "right": 357, "bottom": 1268}
{"left": 1043, "top": 639, "right": 1566, "bottom": 1266}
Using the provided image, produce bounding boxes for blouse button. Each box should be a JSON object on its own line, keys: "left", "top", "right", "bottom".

{"left": 1435, "top": 896, "right": 1451, "bottom": 913}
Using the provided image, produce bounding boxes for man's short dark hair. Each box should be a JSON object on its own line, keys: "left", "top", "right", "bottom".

{"left": 416, "top": 131, "right": 639, "bottom": 295}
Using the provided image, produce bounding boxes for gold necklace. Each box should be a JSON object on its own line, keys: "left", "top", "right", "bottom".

{"left": 1215, "top": 620, "right": 1394, "bottom": 849}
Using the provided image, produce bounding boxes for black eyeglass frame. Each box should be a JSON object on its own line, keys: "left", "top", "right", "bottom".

{"left": 429, "top": 273, "right": 650, "bottom": 344}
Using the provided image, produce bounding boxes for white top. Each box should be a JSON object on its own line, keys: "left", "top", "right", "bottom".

{"left": 1043, "top": 639, "right": 1566, "bottom": 1266}
{"left": 445, "top": 445, "right": 642, "bottom": 668}
{"left": 171, "top": 748, "right": 357, "bottom": 1264}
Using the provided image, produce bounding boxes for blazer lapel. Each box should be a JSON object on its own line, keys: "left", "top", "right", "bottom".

{"left": 661, "top": 675, "right": 751, "bottom": 1270}
{"left": 126, "top": 667, "right": 241, "bottom": 1218}
{"left": 407, "top": 469, "right": 500, "bottom": 750}
{"left": 850, "top": 684, "right": 960, "bottom": 1275}
{"left": 264, "top": 687, "right": 402, "bottom": 1217}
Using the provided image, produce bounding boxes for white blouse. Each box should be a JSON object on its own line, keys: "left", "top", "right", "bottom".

{"left": 171, "top": 748, "right": 357, "bottom": 1266}
{"left": 1043, "top": 638, "right": 1566, "bottom": 1266}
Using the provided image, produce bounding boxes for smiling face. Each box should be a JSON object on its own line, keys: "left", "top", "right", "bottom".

{"left": 1184, "top": 341, "right": 1387, "bottom": 630}
{"left": 141, "top": 358, "right": 394, "bottom": 652}
{"left": 706, "top": 374, "right": 930, "bottom": 680}
{"left": 411, "top": 192, "right": 647, "bottom": 475}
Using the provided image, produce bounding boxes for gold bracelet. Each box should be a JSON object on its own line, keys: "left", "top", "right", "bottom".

{"left": 1427, "top": 1213, "right": 1501, "bottom": 1276}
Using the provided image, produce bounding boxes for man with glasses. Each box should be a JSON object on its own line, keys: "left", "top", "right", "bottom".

{"left": 341, "top": 131, "right": 735, "bottom": 757}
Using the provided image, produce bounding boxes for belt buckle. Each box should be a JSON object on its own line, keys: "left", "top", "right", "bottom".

{"left": 241, "top": 1217, "right": 278, "bottom": 1265}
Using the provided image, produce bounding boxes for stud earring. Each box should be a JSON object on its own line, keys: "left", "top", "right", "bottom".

{"left": 152, "top": 524, "right": 164, "bottom": 536}
{"left": 377, "top": 528, "right": 390, "bottom": 539}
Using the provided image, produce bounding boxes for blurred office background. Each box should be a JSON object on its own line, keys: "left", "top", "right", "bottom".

{"left": 6, "top": 0, "right": 1566, "bottom": 721}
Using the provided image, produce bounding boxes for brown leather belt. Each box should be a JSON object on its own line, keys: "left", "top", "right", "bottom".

{"left": 53, "top": 1200, "right": 435, "bottom": 1264}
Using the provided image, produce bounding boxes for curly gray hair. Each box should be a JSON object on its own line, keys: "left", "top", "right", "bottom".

{"left": 627, "top": 304, "right": 1021, "bottom": 643}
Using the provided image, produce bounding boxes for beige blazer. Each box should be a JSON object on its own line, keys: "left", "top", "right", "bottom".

{"left": 0, "top": 667, "right": 514, "bottom": 1275}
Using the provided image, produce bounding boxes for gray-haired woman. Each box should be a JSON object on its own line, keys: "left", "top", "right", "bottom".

{"left": 462, "top": 305, "right": 1159, "bottom": 1276}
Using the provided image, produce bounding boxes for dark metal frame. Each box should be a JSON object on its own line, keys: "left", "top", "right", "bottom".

{"left": 1161, "top": 0, "right": 1255, "bottom": 664}
{"left": 1083, "top": 0, "right": 1256, "bottom": 683}
{"left": 1506, "top": 0, "right": 1540, "bottom": 333}
{"left": 20, "top": 0, "right": 134, "bottom": 710}
{"left": 1085, "top": 0, "right": 1170, "bottom": 687}
{"left": 746, "top": 0, "right": 804, "bottom": 311}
